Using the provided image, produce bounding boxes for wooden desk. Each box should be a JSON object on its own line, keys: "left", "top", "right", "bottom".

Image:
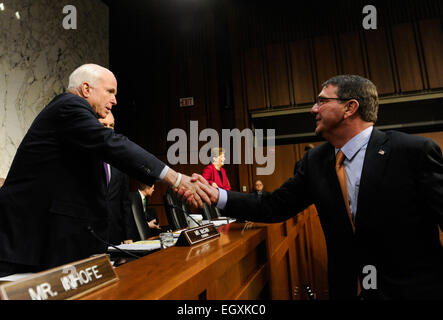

{"left": 80, "top": 207, "right": 329, "bottom": 300}
{"left": 80, "top": 223, "right": 268, "bottom": 300}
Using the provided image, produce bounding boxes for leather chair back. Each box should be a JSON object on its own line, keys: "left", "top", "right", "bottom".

{"left": 211, "top": 206, "right": 222, "bottom": 218}
{"left": 202, "top": 203, "right": 222, "bottom": 220}
{"left": 201, "top": 203, "right": 213, "bottom": 220}
{"left": 164, "top": 188, "right": 189, "bottom": 230}
{"left": 130, "top": 201, "right": 150, "bottom": 241}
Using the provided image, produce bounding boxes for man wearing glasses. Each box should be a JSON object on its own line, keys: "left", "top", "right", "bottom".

{"left": 190, "top": 75, "right": 443, "bottom": 300}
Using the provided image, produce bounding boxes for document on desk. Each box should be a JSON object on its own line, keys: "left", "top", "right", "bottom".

{"left": 173, "top": 229, "right": 185, "bottom": 238}
{"left": 211, "top": 218, "right": 236, "bottom": 227}
{"left": 0, "top": 273, "right": 34, "bottom": 282}
{"left": 108, "top": 240, "right": 161, "bottom": 252}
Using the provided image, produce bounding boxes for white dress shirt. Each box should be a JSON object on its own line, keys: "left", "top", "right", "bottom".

{"left": 138, "top": 189, "right": 147, "bottom": 212}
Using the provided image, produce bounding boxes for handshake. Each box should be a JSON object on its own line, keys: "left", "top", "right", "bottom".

{"left": 164, "top": 170, "right": 220, "bottom": 209}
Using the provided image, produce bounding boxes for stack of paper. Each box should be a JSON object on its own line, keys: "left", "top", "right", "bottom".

{"left": 211, "top": 218, "right": 236, "bottom": 227}
{"left": 108, "top": 240, "right": 161, "bottom": 252}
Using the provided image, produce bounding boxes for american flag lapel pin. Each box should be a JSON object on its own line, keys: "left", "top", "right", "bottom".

{"left": 378, "top": 149, "right": 385, "bottom": 155}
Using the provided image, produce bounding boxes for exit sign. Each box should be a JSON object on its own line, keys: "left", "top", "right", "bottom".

{"left": 179, "top": 97, "right": 194, "bottom": 107}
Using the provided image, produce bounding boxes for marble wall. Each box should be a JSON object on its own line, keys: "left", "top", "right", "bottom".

{"left": 0, "top": 0, "right": 109, "bottom": 178}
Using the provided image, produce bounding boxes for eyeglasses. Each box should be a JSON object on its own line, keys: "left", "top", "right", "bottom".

{"left": 315, "top": 96, "right": 357, "bottom": 107}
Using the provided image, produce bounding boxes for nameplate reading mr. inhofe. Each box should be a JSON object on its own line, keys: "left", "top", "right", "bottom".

{"left": 0, "top": 254, "right": 118, "bottom": 300}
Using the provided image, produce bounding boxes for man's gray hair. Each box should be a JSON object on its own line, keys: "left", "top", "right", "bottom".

{"left": 67, "top": 64, "right": 106, "bottom": 90}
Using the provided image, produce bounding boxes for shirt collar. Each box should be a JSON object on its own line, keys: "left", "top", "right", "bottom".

{"left": 335, "top": 126, "right": 373, "bottom": 161}
{"left": 138, "top": 189, "right": 146, "bottom": 201}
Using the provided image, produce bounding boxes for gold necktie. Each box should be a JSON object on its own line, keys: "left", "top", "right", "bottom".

{"left": 336, "top": 150, "right": 360, "bottom": 297}
{"left": 335, "top": 150, "right": 355, "bottom": 234}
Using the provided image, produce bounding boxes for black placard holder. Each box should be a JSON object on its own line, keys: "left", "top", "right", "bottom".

{"left": 175, "top": 223, "right": 220, "bottom": 246}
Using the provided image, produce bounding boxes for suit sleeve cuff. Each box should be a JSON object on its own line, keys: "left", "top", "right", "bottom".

{"left": 159, "top": 165, "right": 169, "bottom": 180}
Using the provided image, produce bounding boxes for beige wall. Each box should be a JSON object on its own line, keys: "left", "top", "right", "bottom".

{"left": 0, "top": 0, "right": 109, "bottom": 178}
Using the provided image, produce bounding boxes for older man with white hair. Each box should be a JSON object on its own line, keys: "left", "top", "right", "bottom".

{"left": 0, "top": 64, "right": 210, "bottom": 276}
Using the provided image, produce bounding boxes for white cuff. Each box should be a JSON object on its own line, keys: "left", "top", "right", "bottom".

{"left": 159, "top": 165, "right": 169, "bottom": 180}
{"left": 216, "top": 188, "right": 228, "bottom": 209}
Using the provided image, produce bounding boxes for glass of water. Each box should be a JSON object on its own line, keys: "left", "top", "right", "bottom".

{"left": 160, "top": 232, "right": 174, "bottom": 249}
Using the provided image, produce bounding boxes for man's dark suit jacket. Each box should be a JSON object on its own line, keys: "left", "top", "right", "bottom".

{"left": 252, "top": 190, "right": 271, "bottom": 199}
{"left": 104, "top": 167, "right": 140, "bottom": 245}
{"left": 128, "top": 191, "right": 160, "bottom": 240}
{"left": 225, "top": 129, "right": 443, "bottom": 300}
{"left": 0, "top": 93, "right": 165, "bottom": 270}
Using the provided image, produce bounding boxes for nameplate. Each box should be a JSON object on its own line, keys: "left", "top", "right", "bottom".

{"left": 0, "top": 254, "right": 118, "bottom": 300}
{"left": 176, "top": 223, "right": 220, "bottom": 246}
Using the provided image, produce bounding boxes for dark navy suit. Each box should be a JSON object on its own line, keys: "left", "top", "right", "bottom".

{"left": 0, "top": 93, "right": 165, "bottom": 271}
{"left": 104, "top": 166, "right": 140, "bottom": 245}
{"left": 225, "top": 129, "right": 443, "bottom": 299}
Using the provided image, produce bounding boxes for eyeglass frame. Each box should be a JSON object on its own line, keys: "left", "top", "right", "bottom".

{"left": 315, "top": 96, "right": 359, "bottom": 107}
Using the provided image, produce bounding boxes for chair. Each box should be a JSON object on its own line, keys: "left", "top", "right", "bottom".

{"left": 202, "top": 203, "right": 222, "bottom": 220}
{"left": 201, "top": 203, "right": 213, "bottom": 220}
{"left": 164, "top": 188, "right": 189, "bottom": 230}
{"left": 130, "top": 198, "right": 150, "bottom": 241}
{"left": 211, "top": 206, "right": 222, "bottom": 218}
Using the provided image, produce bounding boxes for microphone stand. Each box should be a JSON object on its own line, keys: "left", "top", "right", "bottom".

{"left": 87, "top": 226, "right": 141, "bottom": 259}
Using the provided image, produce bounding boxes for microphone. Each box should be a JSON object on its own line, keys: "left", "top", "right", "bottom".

{"left": 87, "top": 225, "right": 141, "bottom": 259}
{"left": 165, "top": 203, "right": 202, "bottom": 227}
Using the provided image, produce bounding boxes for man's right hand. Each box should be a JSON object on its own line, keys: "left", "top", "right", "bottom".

{"left": 176, "top": 173, "right": 212, "bottom": 208}
{"left": 163, "top": 168, "right": 211, "bottom": 208}
{"left": 180, "top": 173, "right": 220, "bottom": 207}
{"left": 148, "top": 219, "right": 161, "bottom": 229}
{"left": 163, "top": 168, "right": 220, "bottom": 209}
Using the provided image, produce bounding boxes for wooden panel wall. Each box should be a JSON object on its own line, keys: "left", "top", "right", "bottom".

{"left": 419, "top": 19, "right": 443, "bottom": 89}
{"left": 391, "top": 23, "right": 424, "bottom": 92}
{"left": 266, "top": 43, "right": 291, "bottom": 107}
{"left": 363, "top": 28, "right": 396, "bottom": 95}
{"left": 244, "top": 48, "right": 267, "bottom": 110}
{"left": 239, "top": 18, "right": 443, "bottom": 113}
{"left": 289, "top": 39, "right": 316, "bottom": 104}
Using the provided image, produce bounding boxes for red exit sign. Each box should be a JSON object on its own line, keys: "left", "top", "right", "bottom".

{"left": 179, "top": 97, "right": 194, "bottom": 107}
